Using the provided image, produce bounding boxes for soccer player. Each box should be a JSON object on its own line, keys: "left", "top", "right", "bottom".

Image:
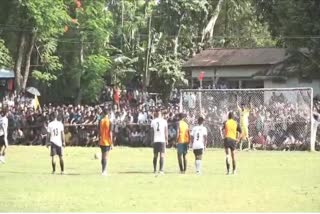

{"left": 46, "top": 112, "right": 65, "bottom": 174}
{"left": 221, "top": 112, "right": 242, "bottom": 175}
{"left": 238, "top": 101, "right": 251, "bottom": 150}
{"left": 99, "top": 108, "right": 113, "bottom": 176}
{"left": 312, "top": 96, "right": 320, "bottom": 150}
{"left": 0, "top": 109, "right": 8, "bottom": 163}
{"left": 150, "top": 109, "right": 168, "bottom": 175}
{"left": 190, "top": 116, "right": 207, "bottom": 175}
{"left": 176, "top": 113, "right": 190, "bottom": 173}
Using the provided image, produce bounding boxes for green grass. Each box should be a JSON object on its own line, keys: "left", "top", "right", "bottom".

{"left": 0, "top": 146, "right": 320, "bottom": 212}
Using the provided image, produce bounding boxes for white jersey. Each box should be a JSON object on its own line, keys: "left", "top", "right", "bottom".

{"left": 0, "top": 115, "right": 8, "bottom": 137}
{"left": 151, "top": 118, "right": 168, "bottom": 143}
{"left": 48, "top": 120, "right": 64, "bottom": 147}
{"left": 191, "top": 125, "right": 208, "bottom": 149}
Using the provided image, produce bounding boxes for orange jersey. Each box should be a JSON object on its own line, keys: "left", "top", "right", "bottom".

{"left": 99, "top": 117, "right": 112, "bottom": 146}
{"left": 177, "top": 120, "right": 190, "bottom": 143}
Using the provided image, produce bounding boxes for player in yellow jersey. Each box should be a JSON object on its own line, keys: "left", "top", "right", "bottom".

{"left": 221, "top": 112, "right": 242, "bottom": 175}
{"left": 238, "top": 102, "right": 251, "bottom": 150}
{"left": 99, "top": 108, "right": 113, "bottom": 176}
{"left": 176, "top": 113, "right": 190, "bottom": 174}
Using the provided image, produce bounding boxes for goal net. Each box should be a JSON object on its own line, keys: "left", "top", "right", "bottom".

{"left": 180, "top": 87, "right": 314, "bottom": 151}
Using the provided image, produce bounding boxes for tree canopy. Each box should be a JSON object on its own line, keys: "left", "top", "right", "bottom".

{"left": 0, "top": 0, "right": 317, "bottom": 103}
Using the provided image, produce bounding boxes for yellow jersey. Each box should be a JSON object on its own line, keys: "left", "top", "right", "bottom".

{"left": 239, "top": 108, "right": 250, "bottom": 127}
{"left": 177, "top": 120, "right": 190, "bottom": 144}
{"left": 223, "top": 119, "right": 241, "bottom": 141}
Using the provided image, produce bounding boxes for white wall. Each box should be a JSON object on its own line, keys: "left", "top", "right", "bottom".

{"left": 264, "top": 78, "right": 320, "bottom": 97}
{"left": 191, "top": 65, "right": 270, "bottom": 78}
{"left": 263, "top": 77, "right": 319, "bottom": 106}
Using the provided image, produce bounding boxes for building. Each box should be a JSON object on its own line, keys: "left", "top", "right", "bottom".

{"left": 182, "top": 48, "right": 320, "bottom": 96}
{"left": 0, "top": 68, "right": 15, "bottom": 98}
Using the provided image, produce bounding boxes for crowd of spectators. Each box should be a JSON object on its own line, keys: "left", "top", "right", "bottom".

{"left": 1, "top": 86, "right": 180, "bottom": 147}
{"left": 1, "top": 87, "right": 317, "bottom": 151}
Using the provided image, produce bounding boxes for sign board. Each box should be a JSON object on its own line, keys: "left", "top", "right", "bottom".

{"left": 198, "top": 71, "right": 205, "bottom": 81}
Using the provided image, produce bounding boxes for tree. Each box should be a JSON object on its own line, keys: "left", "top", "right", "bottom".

{"left": 0, "top": 39, "right": 12, "bottom": 68}
{"left": 254, "top": 0, "right": 320, "bottom": 74}
{"left": 56, "top": 0, "right": 113, "bottom": 104}
{"left": 2, "top": 0, "right": 70, "bottom": 92}
{"left": 219, "top": 0, "right": 276, "bottom": 48}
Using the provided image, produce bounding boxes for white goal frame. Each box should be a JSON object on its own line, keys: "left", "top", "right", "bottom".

{"left": 179, "top": 87, "right": 314, "bottom": 151}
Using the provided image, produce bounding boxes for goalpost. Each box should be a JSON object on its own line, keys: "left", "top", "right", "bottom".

{"left": 180, "top": 87, "right": 315, "bottom": 151}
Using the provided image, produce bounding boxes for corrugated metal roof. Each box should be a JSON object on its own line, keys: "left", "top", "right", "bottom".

{"left": 183, "top": 48, "right": 288, "bottom": 67}
{"left": 0, "top": 68, "right": 15, "bottom": 79}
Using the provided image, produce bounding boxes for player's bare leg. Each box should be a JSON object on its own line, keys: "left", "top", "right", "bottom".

{"left": 239, "top": 139, "right": 243, "bottom": 151}
{"left": 51, "top": 156, "right": 56, "bottom": 174}
{"left": 225, "top": 147, "right": 231, "bottom": 174}
{"left": 0, "top": 145, "right": 6, "bottom": 163}
{"left": 177, "top": 152, "right": 183, "bottom": 173}
{"left": 183, "top": 153, "right": 187, "bottom": 173}
{"left": 159, "top": 152, "right": 165, "bottom": 174}
{"left": 153, "top": 152, "right": 158, "bottom": 174}
{"left": 0, "top": 144, "right": 5, "bottom": 163}
{"left": 230, "top": 149, "right": 237, "bottom": 174}
{"left": 59, "top": 156, "right": 64, "bottom": 174}
{"left": 101, "top": 150, "right": 109, "bottom": 176}
{"left": 246, "top": 137, "right": 251, "bottom": 150}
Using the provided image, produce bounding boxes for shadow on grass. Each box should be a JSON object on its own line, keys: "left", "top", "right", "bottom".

{"left": 118, "top": 171, "right": 153, "bottom": 174}
{"left": 0, "top": 171, "right": 81, "bottom": 176}
{"left": 118, "top": 171, "right": 177, "bottom": 174}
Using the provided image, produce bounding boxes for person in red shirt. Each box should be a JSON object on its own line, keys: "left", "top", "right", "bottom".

{"left": 113, "top": 86, "right": 120, "bottom": 109}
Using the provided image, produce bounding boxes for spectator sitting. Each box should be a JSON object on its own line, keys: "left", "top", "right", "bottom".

{"left": 12, "top": 128, "right": 24, "bottom": 145}
{"left": 252, "top": 132, "right": 266, "bottom": 150}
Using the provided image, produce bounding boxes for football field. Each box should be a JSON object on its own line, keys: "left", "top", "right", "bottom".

{"left": 0, "top": 146, "right": 319, "bottom": 212}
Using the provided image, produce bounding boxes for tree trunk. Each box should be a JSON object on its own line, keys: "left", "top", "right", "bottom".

{"left": 173, "top": 25, "right": 182, "bottom": 58}
{"left": 144, "top": 14, "right": 152, "bottom": 88}
{"left": 173, "top": 14, "right": 185, "bottom": 58}
{"left": 223, "top": 0, "right": 229, "bottom": 47}
{"left": 120, "top": 0, "right": 124, "bottom": 51}
{"left": 14, "top": 32, "right": 26, "bottom": 92}
{"left": 201, "top": 0, "right": 225, "bottom": 43}
{"left": 75, "top": 39, "right": 84, "bottom": 105}
{"left": 22, "top": 29, "right": 37, "bottom": 90}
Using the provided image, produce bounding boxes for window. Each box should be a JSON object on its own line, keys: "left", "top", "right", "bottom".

{"left": 299, "top": 77, "right": 312, "bottom": 83}
{"left": 272, "top": 78, "right": 287, "bottom": 84}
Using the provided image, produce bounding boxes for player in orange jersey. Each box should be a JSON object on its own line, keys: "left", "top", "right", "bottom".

{"left": 99, "top": 108, "right": 113, "bottom": 176}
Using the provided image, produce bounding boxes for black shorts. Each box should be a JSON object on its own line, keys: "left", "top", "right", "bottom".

{"left": 153, "top": 142, "right": 165, "bottom": 153}
{"left": 177, "top": 143, "right": 188, "bottom": 155}
{"left": 100, "top": 145, "right": 111, "bottom": 153}
{"left": 193, "top": 149, "right": 203, "bottom": 156}
{"left": 0, "top": 135, "right": 5, "bottom": 147}
{"left": 224, "top": 138, "right": 237, "bottom": 151}
{"left": 50, "top": 143, "right": 63, "bottom": 156}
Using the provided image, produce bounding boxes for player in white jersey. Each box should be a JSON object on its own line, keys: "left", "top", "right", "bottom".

{"left": 150, "top": 109, "right": 168, "bottom": 175}
{"left": 0, "top": 109, "right": 9, "bottom": 163}
{"left": 190, "top": 116, "right": 207, "bottom": 175}
{"left": 46, "top": 112, "right": 65, "bottom": 174}
{"left": 312, "top": 96, "right": 320, "bottom": 151}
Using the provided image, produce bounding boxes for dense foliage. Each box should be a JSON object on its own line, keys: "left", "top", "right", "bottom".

{"left": 0, "top": 0, "right": 317, "bottom": 103}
